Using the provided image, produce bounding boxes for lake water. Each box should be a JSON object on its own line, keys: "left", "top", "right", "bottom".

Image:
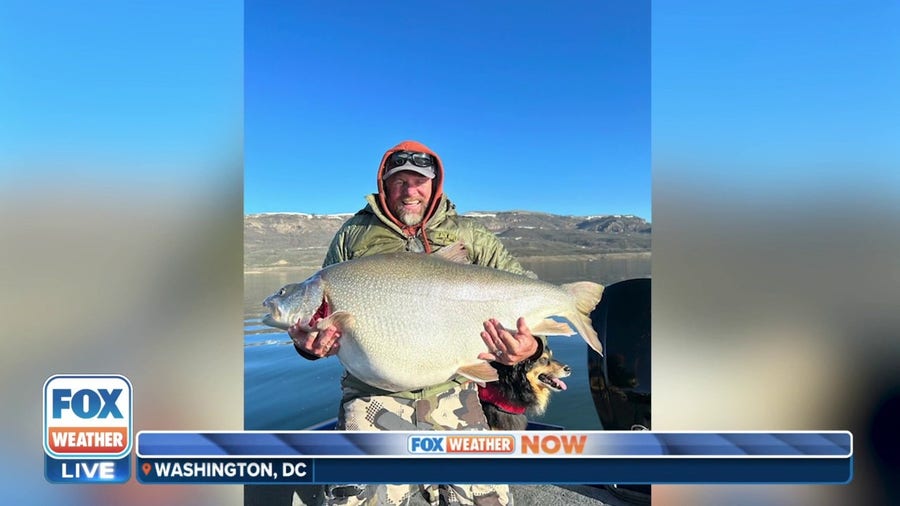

{"left": 244, "top": 254, "right": 651, "bottom": 430}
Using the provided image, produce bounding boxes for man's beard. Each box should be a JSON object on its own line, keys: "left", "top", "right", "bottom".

{"left": 394, "top": 206, "right": 425, "bottom": 226}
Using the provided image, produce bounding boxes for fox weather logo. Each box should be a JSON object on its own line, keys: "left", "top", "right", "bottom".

{"left": 43, "top": 374, "right": 133, "bottom": 483}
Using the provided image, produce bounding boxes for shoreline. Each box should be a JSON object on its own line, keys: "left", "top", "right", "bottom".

{"left": 244, "top": 251, "right": 651, "bottom": 275}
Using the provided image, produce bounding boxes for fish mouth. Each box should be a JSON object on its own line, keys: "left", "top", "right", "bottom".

{"left": 261, "top": 299, "right": 290, "bottom": 330}
{"left": 537, "top": 373, "right": 568, "bottom": 392}
{"left": 262, "top": 313, "right": 290, "bottom": 331}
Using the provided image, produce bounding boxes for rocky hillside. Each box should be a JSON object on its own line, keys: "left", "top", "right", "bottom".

{"left": 245, "top": 211, "right": 650, "bottom": 270}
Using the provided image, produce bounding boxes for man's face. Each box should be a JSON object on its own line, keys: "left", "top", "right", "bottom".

{"left": 384, "top": 171, "right": 434, "bottom": 226}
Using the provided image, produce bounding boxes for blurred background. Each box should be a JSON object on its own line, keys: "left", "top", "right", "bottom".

{"left": 1, "top": 1, "right": 244, "bottom": 504}
{"left": 2, "top": 1, "right": 897, "bottom": 505}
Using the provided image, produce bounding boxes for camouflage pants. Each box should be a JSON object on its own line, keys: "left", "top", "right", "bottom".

{"left": 325, "top": 380, "right": 511, "bottom": 506}
{"left": 324, "top": 484, "right": 509, "bottom": 506}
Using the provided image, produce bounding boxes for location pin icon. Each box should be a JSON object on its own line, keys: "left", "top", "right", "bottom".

{"left": 142, "top": 463, "right": 151, "bottom": 475}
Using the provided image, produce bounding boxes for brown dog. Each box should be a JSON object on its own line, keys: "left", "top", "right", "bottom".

{"left": 478, "top": 346, "right": 571, "bottom": 430}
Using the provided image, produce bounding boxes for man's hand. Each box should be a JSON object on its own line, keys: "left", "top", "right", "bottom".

{"left": 478, "top": 317, "right": 538, "bottom": 365}
{"left": 288, "top": 319, "right": 341, "bottom": 359}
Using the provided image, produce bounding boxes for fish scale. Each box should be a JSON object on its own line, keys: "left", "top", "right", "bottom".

{"left": 263, "top": 252, "right": 603, "bottom": 392}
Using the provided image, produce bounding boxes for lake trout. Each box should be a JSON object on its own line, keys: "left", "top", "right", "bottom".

{"left": 262, "top": 247, "right": 603, "bottom": 392}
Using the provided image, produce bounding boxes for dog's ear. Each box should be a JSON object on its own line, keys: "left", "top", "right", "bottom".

{"left": 491, "top": 361, "right": 514, "bottom": 371}
{"left": 519, "top": 352, "right": 542, "bottom": 369}
{"left": 490, "top": 361, "right": 515, "bottom": 378}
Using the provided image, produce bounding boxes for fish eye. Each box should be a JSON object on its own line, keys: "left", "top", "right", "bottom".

{"left": 278, "top": 288, "right": 286, "bottom": 296}
{"left": 539, "top": 357, "right": 549, "bottom": 365}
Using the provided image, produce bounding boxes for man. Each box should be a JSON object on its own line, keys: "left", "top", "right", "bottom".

{"left": 289, "top": 140, "right": 541, "bottom": 506}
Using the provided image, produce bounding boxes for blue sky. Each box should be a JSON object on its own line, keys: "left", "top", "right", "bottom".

{"left": 0, "top": 1, "right": 242, "bottom": 185}
{"left": 3, "top": 0, "right": 895, "bottom": 222}
{"left": 653, "top": 1, "right": 899, "bottom": 191}
{"left": 244, "top": 1, "right": 651, "bottom": 220}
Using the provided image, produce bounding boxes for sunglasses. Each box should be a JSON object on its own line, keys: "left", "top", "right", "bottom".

{"left": 386, "top": 151, "right": 435, "bottom": 169}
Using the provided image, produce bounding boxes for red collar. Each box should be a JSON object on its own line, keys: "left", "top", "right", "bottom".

{"left": 478, "top": 383, "right": 526, "bottom": 415}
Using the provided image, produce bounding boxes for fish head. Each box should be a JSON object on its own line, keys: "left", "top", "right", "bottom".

{"left": 261, "top": 273, "right": 326, "bottom": 330}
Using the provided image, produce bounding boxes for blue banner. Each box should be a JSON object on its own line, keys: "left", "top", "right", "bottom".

{"left": 45, "top": 455, "right": 131, "bottom": 484}
{"left": 137, "top": 430, "right": 851, "bottom": 458}
{"left": 133, "top": 431, "right": 853, "bottom": 484}
{"left": 133, "top": 456, "right": 851, "bottom": 484}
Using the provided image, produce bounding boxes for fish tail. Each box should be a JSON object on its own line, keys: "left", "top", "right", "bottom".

{"left": 560, "top": 281, "right": 605, "bottom": 355}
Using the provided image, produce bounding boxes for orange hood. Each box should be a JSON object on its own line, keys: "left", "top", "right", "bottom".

{"left": 376, "top": 140, "right": 445, "bottom": 239}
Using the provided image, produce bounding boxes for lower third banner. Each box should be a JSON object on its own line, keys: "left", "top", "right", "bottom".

{"left": 135, "top": 431, "right": 853, "bottom": 485}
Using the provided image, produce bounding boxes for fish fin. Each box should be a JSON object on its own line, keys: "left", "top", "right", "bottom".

{"left": 432, "top": 241, "right": 470, "bottom": 264}
{"left": 316, "top": 310, "right": 355, "bottom": 332}
{"left": 562, "top": 281, "right": 605, "bottom": 315}
{"left": 530, "top": 318, "right": 576, "bottom": 336}
{"left": 456, "top": 362, "right": 499, "bottom": 385}
{"left": 559, "top": 281, "right": 605, "bottom": 355}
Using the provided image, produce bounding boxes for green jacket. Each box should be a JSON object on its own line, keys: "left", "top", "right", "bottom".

{"left": 324, "top": 193, "right": 530, "bottom": 276}
{"left": 325, "top": 193, "right": 538, "bottom": 400}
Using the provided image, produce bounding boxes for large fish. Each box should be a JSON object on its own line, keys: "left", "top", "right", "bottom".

{"left": 262, "top": 245, "right": 604, "bottom": 392}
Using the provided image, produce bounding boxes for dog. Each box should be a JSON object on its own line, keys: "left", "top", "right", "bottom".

{"left": 478, "top": 345, "right": 571, "bottom": 430}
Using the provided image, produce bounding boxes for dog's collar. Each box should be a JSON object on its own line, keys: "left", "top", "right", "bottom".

{"left": 478, "top": 383, "right": 527, "bottom": 415}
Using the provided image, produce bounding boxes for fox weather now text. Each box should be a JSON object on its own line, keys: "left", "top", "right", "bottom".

{"left": 408, "top": 435, "right": 515, "bottom": 454}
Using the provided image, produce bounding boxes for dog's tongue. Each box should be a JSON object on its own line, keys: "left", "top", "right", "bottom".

{"left": 554, "top": 377, "right": 568, "bottom": 391}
